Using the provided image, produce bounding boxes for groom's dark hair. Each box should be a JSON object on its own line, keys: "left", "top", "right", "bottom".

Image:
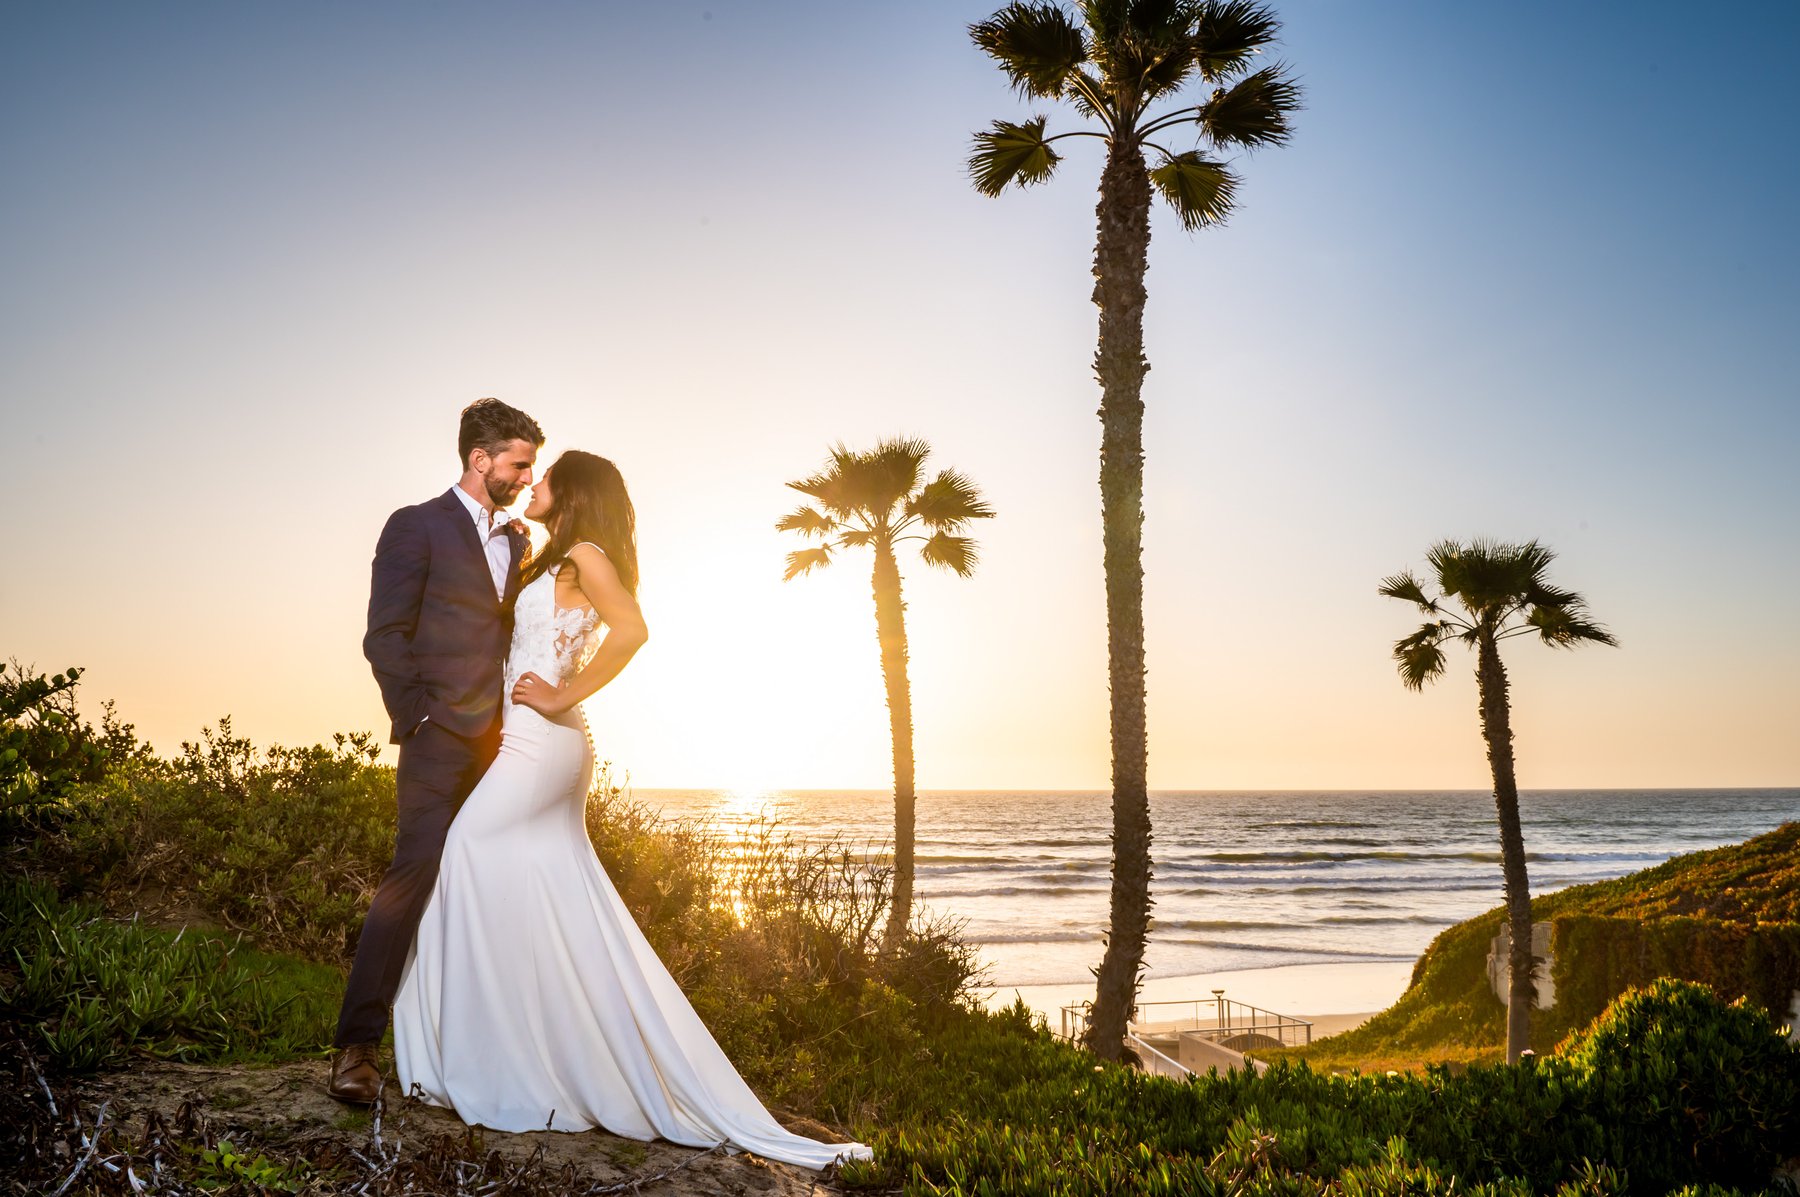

{"left": 459, "top": 398, "right": 545, "bottom": 468}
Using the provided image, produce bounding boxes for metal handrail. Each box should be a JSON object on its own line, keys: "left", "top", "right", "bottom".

{"left": 1124, "top": 1032, "right": 1192, "bottom": 1080}
{"left": 1060, "top": 993, "right": 1313, "bottom": 1049}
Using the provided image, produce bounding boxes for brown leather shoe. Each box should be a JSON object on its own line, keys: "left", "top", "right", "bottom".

{"left": 327, "top": 1043, "right": 383, "bottom": 1105}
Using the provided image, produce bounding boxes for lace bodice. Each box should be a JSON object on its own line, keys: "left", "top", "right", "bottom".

{"left": 505, "top": 565, "right": 603, "bottom": 697}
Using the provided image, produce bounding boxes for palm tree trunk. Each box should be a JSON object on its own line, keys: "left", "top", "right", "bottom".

{"left": 871, "top": 540, "right": 917, "bottom": 945}
{"left": 1476, "top": 631, "right": 1533, "bottom": 1062}
{"left": 1085, "top": 136, "right": 1154, "bottom": 1061}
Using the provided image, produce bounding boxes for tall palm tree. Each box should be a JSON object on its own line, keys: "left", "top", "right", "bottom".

{"left": 778, "top": 438, "right": 995, "bottom": 945}
{"left": 1380, "top": 539, "right": 1617, "bottom": 1062}
{"left": 968, "top": 0, "right": 1299, "bottom": 1057}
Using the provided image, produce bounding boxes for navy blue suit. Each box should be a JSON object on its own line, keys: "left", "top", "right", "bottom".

{"left": 336, "top": 488, "right": 524, "bottom": 1047}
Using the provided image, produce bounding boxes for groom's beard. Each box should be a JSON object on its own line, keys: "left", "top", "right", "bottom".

{"left": 486, "top": 477, "right": 524, "bottom": 508}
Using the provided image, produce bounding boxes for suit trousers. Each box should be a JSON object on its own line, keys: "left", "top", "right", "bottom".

{"left": 335, "top": 717, "right": 500, "bottom": 1047}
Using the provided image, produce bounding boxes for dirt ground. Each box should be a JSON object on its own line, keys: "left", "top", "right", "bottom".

{"left": 65, "top": 1054, "right": 857, "bottom": 1195}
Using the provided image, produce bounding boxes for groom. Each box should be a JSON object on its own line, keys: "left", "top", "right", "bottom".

{"left": 328, "top": 397, "right": 544, "bottom": 1104}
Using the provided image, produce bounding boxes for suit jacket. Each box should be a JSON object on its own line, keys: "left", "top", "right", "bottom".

{"left": 363, "top": 489, "right": 526, "bottom": 743}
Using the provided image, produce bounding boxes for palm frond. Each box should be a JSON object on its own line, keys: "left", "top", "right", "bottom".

{"left": 919, "top": 532, "right": 982, "bottom": 577}
{"left": 1197, "top": 63, "right": 1298, "bottom": 149}
{"left": 1149, "top": 151, "right": 1238, "bottom": 230}
{"left": 1510, "top": 538, "right": 1558, "bottom": 579}
{"left": 1393, "top": 624, "right": 1449, "bottom": 691}
{"left": 1377, "top": 569, "right": 1439, "bottom": 614}
{"left": 1140, "top": 48, "right": 1199, "bottom": 100}
{"left": 785, "top": 469, "right": 857, "bottom": 519}
{"left": 838, "top": 527, "right": 877, "bottom": 548}
{"left": 782, "top": 546, "right": 833, "bottom": 582}
{"left": 1191, "top": 0, "right": 1282, "bottom": 82}
{"left": 1078, "top": 0, "right": 1131, "bottom": 63}
{"left": 1423, "top": 538, "right": 1465, "bottom": 592}
{"left": 1526, "top": 604, "right": 1619, "bottom": 649}
{"left": 789, "top": 438, "right": 934, "bottom": 527}
{"left": 907, "top": 469, "right": 997, "bottom": 529}
{"left": 1427, "top": 538, "right": 1493, "bottom": 614}
{"left": 1082, "top": 0, "right": 1192, "bottom": 110}
{"left": 1422, "top": 537, "right": 1615, "bottom": 655}
{"left": 863, "top": 437, "right": 933, "bottom": 516}
{"left": 1126, "top": 0, "right": 1199, "bottom": 96}
{"left": 969, "top": 116, "right": 1065, "bottom": 196}
{"left": 1524, "top": 580, "right": 1579, "bottom": 610}
{"left": 774, "top": 505, "right": 836, "bottom": 539}
{"left": 970, "top": 2, "right": 1090, "bottom": 100}
{"left": 1067, "top": 67, "right": 1114, "bottom": 121}
{"left": 1452, "top": 540, "right": 1548, "bottom": 623}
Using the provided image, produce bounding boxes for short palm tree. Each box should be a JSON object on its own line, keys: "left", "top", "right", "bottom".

{"left": 968, "top": 0, "right": 1299, "bottom": 1058}
{"left": 778, "top": 438, "right": 995, "bottom": 945}
{"left": 1380, "top": 539, "right": 1617, "bottom": 1062}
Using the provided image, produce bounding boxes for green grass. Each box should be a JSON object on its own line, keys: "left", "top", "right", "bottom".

{"left": 1, "top": 876, "right": 339, "bottom": 1071}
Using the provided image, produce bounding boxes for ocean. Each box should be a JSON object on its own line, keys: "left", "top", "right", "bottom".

{"left": 631, "top": 789, "right": 1798, "bottom": 990}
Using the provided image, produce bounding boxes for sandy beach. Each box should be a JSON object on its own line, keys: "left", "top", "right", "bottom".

{"left": 977, "top": 959, "right": 1414, "bottom": 1041}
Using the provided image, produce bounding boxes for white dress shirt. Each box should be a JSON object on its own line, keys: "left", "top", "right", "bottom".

{"left": 450, "top": 484, "right": 512, "bottom": 600}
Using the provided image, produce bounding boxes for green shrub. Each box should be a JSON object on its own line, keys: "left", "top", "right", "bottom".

{"left": 1559, "top": 978, "right": 1800, "bottom": 1193}
{"left": 1550, "top": 915, "right": 1800, "bottom": 1041}
{"left": 835, "top": 983, "right": 1795, "bottom": 1195}
{"left": 0, "top": 662, "right": 116, "bottom": 837}
{"left": 24, "top": 719, "right": 398, "bottom": 962}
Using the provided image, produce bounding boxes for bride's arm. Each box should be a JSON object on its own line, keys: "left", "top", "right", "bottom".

{"left": 510, "top": 543, "right": 648, "bottom": 715}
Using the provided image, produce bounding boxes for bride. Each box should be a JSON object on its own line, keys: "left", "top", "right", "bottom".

{"left": 392, "top": 449, "right": 870, "bottom": 1171}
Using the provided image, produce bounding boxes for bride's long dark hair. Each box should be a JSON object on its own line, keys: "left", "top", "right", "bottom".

{"left": 522, "top": 450, "right": 639, "bottom": 596}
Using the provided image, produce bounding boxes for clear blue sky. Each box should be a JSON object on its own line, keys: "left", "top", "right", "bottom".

{"left": 4, "top": 1, "right": 1796, "bottom": 788}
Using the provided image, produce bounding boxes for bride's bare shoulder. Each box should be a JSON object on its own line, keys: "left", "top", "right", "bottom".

{"left": 563, "top": 542, "right": 617, "bottom": 581}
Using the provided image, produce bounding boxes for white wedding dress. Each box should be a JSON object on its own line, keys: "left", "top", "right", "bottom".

{"left": 393, "top": 557, "right": 870, "bottom": 1170}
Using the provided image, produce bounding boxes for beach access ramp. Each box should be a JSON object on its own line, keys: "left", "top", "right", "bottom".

{"left": 1058, "top": 994, "right": 1313, "bottom": 1078}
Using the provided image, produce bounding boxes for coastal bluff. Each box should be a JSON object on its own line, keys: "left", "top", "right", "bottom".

{"left": 1280, "top": 821, "right": 1800, "bottom": 1070}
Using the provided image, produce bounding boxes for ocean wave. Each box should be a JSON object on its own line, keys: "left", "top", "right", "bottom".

{"left": 927, "top": 883, "right": 1107, "bottom": 899}
{"left": 1162, "top": 874, "right": 1503, "bottom": 892}
{"left": 1149, "top": 914, "right": 1445, "bottom": 932}
{"left": 977, "top": 930, "right": 1103, "bottom": 945}
{"left": 1134, "top": 936, "right": 1418, "bottom": 961}
{"left": 1150, "top": 918, "right": 1295, "bottom": 932}
{"left": 1176, "top": 876, "right": 1487, "bottom": 894}
{"left": 915, "top": 858, "right": 1106, "bottom": 874}
{"left": 1165, "top": 848, "right": 1508, "bottom": 864}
